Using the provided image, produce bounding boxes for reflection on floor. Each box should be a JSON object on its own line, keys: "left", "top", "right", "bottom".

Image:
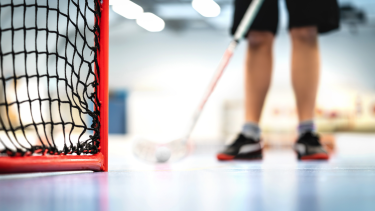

{"left": 1, "top": 133, "right": 375, "bottom": 211}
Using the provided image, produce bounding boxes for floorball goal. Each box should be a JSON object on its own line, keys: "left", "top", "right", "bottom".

{"left": 0, "top": 0, "right": 108, "bottom": 173}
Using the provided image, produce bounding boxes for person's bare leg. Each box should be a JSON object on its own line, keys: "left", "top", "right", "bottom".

{"left": 244, "top": 31, "right": 274, "bottom": 123}
{"left": 290, "top": 26, "right": 319, "bottom": 122}
{"left": 291, "top": 27, "right": 328, "bottom": 160}
{"left": 216, "top": 31, "right": 274, "bottom": 160}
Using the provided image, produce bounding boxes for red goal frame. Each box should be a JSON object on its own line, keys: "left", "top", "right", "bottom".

{"left": 0, "top": 0, "right": 109, "bottom": 173}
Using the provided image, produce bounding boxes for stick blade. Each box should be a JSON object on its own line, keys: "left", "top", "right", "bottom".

{"left": 132, "top": 137, "right": 192, "bottom": 163}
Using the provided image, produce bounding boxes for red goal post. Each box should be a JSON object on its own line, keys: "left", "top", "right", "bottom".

{"left": 0, "top": 0, "right": 109, "bottom": 173}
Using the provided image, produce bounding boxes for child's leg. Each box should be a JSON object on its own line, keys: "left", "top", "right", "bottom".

{"left": 244, "top": 31, "right": 274, "bottom": 124}
{"left": 290, "top": 26, "right": 328, "bottom": 160}
{"left": 216, "top": 31, "right": 274, "bottom": 161}
{"left": 290, "top": 26, "right": 319, "bottom": 122}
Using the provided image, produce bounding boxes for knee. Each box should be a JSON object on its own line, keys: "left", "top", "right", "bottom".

{"left": 247, "top": 31, "right": 274, "bottom": 51}
{"left": 290, "top": 26, "right": 318, "bottom": 45}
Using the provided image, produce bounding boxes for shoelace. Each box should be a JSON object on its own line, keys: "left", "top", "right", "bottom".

{"left": 231, "top": 134, "right": 258, "bottom": 147}
{"left": 300, "top": 133, "right": 321, "bottom": 146}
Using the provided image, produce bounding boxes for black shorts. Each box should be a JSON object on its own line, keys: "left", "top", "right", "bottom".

{"left": 231, "top": 0, "right": 340, "bottom": 36}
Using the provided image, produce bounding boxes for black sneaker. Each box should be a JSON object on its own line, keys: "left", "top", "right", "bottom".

{"left": 294, "top": 132, "right": 329, "bottom": 160}
{"left": 217, "top": 134, "right": 262, "bottom": 161}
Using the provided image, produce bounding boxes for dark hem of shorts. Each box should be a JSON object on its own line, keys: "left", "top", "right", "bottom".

{"left": 230, "top": 27, "right": 277, "bottom": 37}
{"left": 288, "top": 22, "right": 340, "bottom": 34}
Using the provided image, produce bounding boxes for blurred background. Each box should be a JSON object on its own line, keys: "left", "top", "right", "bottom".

{"left": 107, "top": 0, "right": 375, "bottom": 148}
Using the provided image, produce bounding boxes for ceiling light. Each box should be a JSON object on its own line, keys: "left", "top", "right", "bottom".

{"left": 192, "top": 0, "right": 221, "bottom": 17}
{"left": 136, "top": 13, "right": 165, "bottom": 32}
{"left": 112, "top": 0, "right": 144, "bottom": 19}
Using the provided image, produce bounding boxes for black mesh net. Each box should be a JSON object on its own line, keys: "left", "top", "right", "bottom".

{"left": 0, "top": 0, "right": 101, "bottom": 156}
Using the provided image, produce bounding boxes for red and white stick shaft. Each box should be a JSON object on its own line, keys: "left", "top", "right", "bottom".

{"left": 182, "top": 41, "right": 237, "bottom": 142}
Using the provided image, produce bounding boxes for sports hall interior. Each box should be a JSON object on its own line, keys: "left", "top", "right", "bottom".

{"left": 1, "top": 0, "right": 375, "bottom": 210}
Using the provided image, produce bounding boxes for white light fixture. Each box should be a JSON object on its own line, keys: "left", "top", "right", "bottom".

{"left": 112, "top": 0, "right": 144, "bottom": 19}
{"left": 192, "top": 0, "right": 221, "bottom": 17}
{"left": 136, "top": 13, "right": 165, "bottom": 32}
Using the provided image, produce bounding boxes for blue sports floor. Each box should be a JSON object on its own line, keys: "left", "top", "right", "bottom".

{"left": 1, "top": 133, "right": 375, "bottom": 211}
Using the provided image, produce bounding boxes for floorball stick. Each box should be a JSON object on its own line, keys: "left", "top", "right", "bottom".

{"left": 180, "top": 0, "right": 265, "bottom": 144}
{"left": 135, "top": 0, "right": 265, "bottom": 163}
